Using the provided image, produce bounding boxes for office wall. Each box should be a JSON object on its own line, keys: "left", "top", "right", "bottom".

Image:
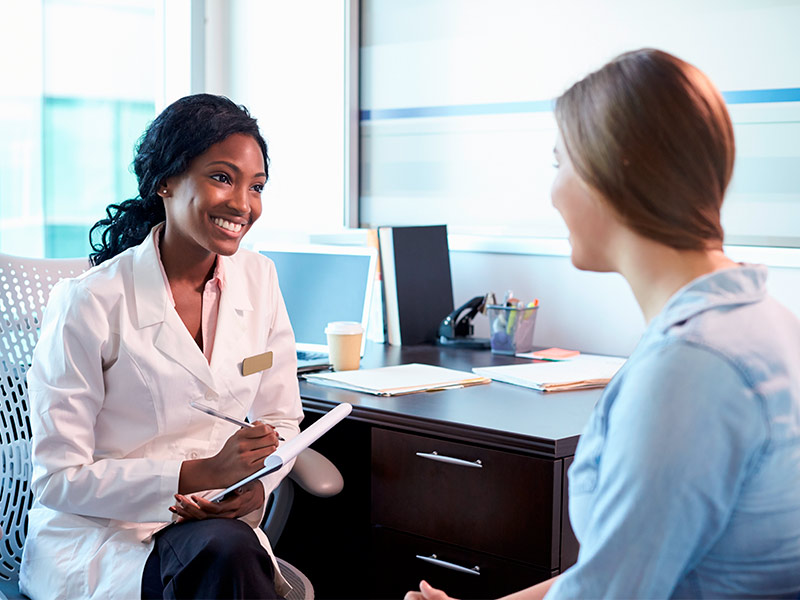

{"left": 451, "top": 252, "right": 800, "bottom": 357}
{"left": 360, "top": 0, "right": 800, "bottom": 247}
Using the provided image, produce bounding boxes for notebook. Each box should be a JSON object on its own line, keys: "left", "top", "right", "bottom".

{"left": 473, "top": 354, "right": 626, "bottom": 392}
{"left": 257, "top": 243, "right": 377, "bottom": 373}
{"left": 304, "top": 363, "right": 490, "bottom": 396}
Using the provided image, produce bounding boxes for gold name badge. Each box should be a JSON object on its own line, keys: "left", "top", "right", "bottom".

{"left": 241, "top": 351, "right": 273, "bottom": 376}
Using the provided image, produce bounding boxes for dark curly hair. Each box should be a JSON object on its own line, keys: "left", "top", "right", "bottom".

{"left": 89, "top": 94, "right": 269, "bottom": 265}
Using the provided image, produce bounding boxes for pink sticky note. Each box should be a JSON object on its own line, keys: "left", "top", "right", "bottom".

{"left": 530, "top": 347, "right": 580, "bottom": 361}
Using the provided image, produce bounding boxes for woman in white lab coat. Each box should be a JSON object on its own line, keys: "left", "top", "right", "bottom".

{"left": 19, "top": 94, "right": 303, "bottom": 599}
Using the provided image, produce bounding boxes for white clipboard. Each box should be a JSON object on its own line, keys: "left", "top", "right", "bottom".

{"left": 209, "top": 402, "right": 352, "bottom": 502}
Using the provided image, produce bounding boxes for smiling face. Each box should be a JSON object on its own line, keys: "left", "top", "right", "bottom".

{"left": 160, "top": 133, "right": 266, "bottom": 260}
{"left": 550, "top": 132, "right": 624, "bottom": 273}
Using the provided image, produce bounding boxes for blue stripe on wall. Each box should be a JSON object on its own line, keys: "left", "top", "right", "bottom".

{"left": 361, "top": 99, "right": 553, "bottom": 121}
{"left": 722, "top": 88, "right": 800, "bottom": 104}
{"left": 361, "top": 87, "right": 800, "bottom": 121}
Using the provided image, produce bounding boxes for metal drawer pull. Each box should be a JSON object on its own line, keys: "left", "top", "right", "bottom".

{"left": 415, "top": 554, "right": 481, "bottom": 575}
{"left": 415, "top": 451, "right": 483, "bottom": 468}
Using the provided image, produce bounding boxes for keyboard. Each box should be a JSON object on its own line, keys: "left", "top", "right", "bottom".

{"left": 297, "top": 350, "right": 328, "bottom": 362}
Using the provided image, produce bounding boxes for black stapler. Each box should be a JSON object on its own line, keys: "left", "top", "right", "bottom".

{"left": 437, "top": 295, "right": 491, "bottom": 349}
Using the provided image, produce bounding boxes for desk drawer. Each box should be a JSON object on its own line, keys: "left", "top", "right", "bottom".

{"left": 370, "top": 526, "right": 553, "bottom": 600}
{"left": 371, "top": 428, "right": 561, "bottom": 568}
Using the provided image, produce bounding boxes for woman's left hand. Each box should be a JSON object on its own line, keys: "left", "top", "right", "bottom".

{"left": 169, "top": 480, "right": 265, "bottom": 521}
{"left": 405, "top": 580, "right": 456, "bottom": 600}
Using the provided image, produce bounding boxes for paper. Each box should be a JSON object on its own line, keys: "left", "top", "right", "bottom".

{"left": 473, "top": 354, "right": 626, "bottom": 392}
{"left": 304, "top": 363, "right": 490, "bottom": 396}
{"left": 209, "top": 402, "right": 352, "bottom": 502}
{"left": 518, "top": 347, "right": 580, "bottom": 361}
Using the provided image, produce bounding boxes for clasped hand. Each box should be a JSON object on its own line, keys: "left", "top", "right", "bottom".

{"left": 172, "top": 422, "right": 280, "bottom": 521}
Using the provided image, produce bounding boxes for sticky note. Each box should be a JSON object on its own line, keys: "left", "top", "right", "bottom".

{"left": 530, "top": 347, "right": 580, "bottom": 361}
{"left": 242, "top": 351, "right": 273, "bottom": 376}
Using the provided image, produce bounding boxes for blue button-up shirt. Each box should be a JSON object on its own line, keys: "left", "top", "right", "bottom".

{"left": 548, "top": 265, "right": 800, "bottom": 598}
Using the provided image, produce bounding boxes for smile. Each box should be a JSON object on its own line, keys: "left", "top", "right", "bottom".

{"left": 211, "top": 217, "right": 244, "bottom": 233}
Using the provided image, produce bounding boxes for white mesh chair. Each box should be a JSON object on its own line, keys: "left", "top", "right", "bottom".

{"left": 0, "top": 254, "right": 89, "bottom": 600}
{"left": 0, "top": 252, "right": 340, "bottom": 600}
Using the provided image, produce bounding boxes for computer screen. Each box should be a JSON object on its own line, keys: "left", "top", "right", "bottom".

{"left": 257, "top": 244, "right": 377, "bottom": 353}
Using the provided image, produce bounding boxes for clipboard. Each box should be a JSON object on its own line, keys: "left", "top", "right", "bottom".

{"left": 209, "top": 402, "right": 352, "bottom": 502}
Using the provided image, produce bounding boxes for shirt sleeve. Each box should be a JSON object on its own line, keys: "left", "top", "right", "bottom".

{"left": 547, "top": 341, "right": 767, "bottom": 599}
{"left": 28, "top": 280, "right": 182, "bottom": 524}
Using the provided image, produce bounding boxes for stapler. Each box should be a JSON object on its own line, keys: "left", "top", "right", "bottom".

{"left": 437, "top": 295, "right": 491, "bottom": 349}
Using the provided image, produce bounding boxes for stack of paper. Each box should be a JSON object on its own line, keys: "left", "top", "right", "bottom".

{"left": 473, "top": 354, "right": 626, "bottom": 392}
{"left": 304, "top": 363, "right": 490, "bottom": 396}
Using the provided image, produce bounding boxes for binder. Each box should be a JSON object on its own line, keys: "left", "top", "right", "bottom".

{"left": 378, "top": 225, "right": 454, "bottom": 345}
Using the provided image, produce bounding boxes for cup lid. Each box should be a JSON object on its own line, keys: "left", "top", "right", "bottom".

{"left": 325, "top": 321, "right": 363, "bottom": 335}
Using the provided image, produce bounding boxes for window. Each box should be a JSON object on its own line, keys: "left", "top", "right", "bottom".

{"left": 358, "top": 0, "right": 800, "bottom": 249}
{"left": 0, "top": 0, "right": 157, "bottom": 258}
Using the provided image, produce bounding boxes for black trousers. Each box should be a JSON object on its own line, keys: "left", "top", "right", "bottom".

{"left": 141, "top": 519, "right": 279, "bottom": 599}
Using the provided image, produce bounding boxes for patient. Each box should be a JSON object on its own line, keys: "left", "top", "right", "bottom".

{"left": 407, "top": 48, "right": 800, "bottom": 599}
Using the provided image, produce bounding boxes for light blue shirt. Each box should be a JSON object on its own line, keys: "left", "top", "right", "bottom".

{"left": 548, "top": 265, "right": 800, "bottom": 599}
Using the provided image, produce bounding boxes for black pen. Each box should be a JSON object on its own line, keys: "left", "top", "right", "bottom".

{"left": 190, "top": 401, "right": 285, "bottom": 440}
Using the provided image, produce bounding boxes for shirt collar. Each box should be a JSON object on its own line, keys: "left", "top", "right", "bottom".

{"left": 651, "top": 263, "right": 768, "bottom": 334}
{"left": 152, "top": 223, "right": 226, "bottom": 308}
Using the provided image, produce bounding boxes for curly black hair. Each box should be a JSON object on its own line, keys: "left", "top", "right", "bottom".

{"left": 89, "top": 94, "right": 269, "bottom": 265}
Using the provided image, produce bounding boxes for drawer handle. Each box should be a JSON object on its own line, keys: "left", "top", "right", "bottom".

{"left": 415, "top": 451, "right": 483, "bottom": 468}
{"left": 415, "top": 554, "right": 481, "bottom": 576}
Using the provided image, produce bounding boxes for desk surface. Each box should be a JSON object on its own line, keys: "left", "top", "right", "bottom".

{"left": 299, "top": 342, "right": 601, "bottom": 458}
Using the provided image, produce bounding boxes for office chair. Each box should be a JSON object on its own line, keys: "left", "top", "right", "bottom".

{"left": 0, "top": 252, "right": 340, "bottom": 600}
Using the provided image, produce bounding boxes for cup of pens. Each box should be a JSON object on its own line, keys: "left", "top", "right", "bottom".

{"left": 486, "top": 301, "right": 539, "bottom": 355}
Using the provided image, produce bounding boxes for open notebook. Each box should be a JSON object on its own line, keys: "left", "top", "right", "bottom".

{"left": 473, "top": 354, "right": 626, "bottom": 392}
{"left": 304, "top": 363, "right": 490, "bottom": 397}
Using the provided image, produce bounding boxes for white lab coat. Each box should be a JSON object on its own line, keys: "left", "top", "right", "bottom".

{"left": 19, "top": 227, "right": 303, "bottom": 600}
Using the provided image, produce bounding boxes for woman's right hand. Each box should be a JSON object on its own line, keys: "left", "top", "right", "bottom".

{"left": 178, "top": 423, "right": 280, "bottom": 494}
{"left": 207, "top": 423, "right": 280, "bottom": 486}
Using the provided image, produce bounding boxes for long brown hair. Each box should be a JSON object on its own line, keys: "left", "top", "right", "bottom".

{"left": 555, "top": 48, "right": 735, "bottom": 250}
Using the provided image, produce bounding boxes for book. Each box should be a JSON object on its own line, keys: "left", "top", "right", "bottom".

{"left": 209, "top": 403, "right": 352, "bottom": 502}
{"left": 378, "top": 225, "right": 454, "bottom": 345}
{"left": 304, "top": 363, "right": 490, "bottom": 396}
{"left": 473, "top": 354, "right": 626, "bottom": 392}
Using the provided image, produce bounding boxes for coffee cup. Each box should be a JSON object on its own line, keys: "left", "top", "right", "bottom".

{"left": 324, "top": 321, "right": 364, "bottom": 371}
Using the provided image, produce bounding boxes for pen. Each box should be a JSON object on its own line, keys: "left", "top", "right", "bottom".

{"left": 189, "top": 401, "right": 285, "bottom": 440}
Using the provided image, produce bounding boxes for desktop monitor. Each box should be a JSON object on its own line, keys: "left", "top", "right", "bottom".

{"left": 256, "top": 243, "right": 377, "bottom": 356}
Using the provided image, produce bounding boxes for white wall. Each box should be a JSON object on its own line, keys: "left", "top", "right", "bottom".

{"left": 451, "top": 252, "right": 800, "bottom": 357}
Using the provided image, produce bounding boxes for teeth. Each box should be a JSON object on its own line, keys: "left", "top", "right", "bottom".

{"left": 212, "top": 217, "right": 243, "bottom": 233}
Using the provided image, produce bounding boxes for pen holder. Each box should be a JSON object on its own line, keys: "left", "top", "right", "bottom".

{"left": 486, "top": 304, "right": 538, "bottom": 355}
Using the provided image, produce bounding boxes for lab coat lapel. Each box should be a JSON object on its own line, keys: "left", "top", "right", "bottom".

{"left": 131, "top": 227, "right": 216, "bottom": 390}
{"left": 210, "top": 255, "right": 254, "bottom": 377}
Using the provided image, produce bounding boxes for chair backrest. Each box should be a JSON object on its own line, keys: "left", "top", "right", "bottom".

{"left": 0, "top": 254, "right": 89, "bottom": 585}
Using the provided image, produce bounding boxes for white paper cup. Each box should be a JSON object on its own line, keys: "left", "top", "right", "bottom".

{"left": 324, "top": 321, "right": 364, "bottom": 371}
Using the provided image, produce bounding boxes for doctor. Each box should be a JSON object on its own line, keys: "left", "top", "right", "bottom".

{"left": 19, "top": 94, "right": 303, "bottom": 599}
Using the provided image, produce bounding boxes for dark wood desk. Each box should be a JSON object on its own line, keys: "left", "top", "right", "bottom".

{"left": 276, "top": 343, "right": 599, "bottom": 599}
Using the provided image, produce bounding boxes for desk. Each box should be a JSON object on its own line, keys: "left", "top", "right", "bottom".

{"left": 276, "top": 343, "right": 600, "bottom": 599}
